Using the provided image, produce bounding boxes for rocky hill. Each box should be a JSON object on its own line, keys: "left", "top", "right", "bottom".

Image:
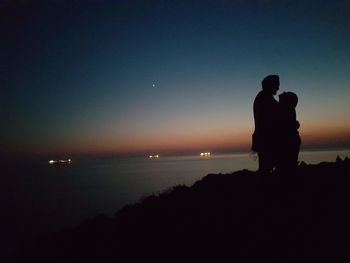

{"left": 8, "top": 157, "right": 350, "bottom": 263}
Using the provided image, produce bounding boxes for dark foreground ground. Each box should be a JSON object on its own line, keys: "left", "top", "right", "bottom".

{"left": 7, "top": 157, "right": 350, "bottom": 263}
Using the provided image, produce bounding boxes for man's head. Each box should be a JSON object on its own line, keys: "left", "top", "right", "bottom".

{"left": 262, "top": 75, "right": 280, "bottom": 95}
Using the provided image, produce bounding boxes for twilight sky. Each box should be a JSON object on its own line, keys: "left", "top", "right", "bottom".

{"left": 2, "top": 0, "right": 350, "bottom": 156}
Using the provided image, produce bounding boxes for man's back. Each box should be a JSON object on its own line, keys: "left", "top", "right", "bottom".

{"left": 253, "top": 90, "right": 279, "bottom": 148}
{"left": 252, "top": 74, "right": 280, "bottom": 174}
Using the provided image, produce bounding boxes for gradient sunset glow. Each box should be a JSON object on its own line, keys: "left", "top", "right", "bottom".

{"left": 2, "top": 0, "right": 350, "bottom": 158}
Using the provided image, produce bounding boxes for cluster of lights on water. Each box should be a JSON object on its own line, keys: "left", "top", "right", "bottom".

{"left": 48, "top": 159, "right": 72, "bottom": 164}
{"left": 147, "top": 153, "right": 212, "bottom": 159}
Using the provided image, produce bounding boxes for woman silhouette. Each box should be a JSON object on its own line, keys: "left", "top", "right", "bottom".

{"left": 276, "top": 92, "right": 301, "bottom": 174}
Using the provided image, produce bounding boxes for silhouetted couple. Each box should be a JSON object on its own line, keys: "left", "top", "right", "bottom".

{"left": 252, "top": 75, "right": 301, "bottom": 175}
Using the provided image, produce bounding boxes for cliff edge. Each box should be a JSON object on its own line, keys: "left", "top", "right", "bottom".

{"left": 8, "top": 157, "right": 350, "bottom": 263}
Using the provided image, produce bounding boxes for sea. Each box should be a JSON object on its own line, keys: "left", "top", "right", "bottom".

{"left": 1, "top": 149, "right": 350, "bottom": 258}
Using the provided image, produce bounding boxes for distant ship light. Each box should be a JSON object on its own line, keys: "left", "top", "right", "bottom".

{"left": 48, "top": 159, "right": 71, "bottom": 164}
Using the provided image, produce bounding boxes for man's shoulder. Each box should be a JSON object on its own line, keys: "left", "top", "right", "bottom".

{"left": 254, "top": 91, "right": 274, "bottom": 103}
{"left": 254, "top": 91, "right": 278, "bottom": 110}
{"left": 254, "top": 90, "right": 264, "bottom": 101}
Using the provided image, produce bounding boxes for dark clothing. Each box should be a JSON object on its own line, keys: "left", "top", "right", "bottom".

{"left": 252, "top": 90, "right": 279, "bottom": 174}
{"left": 276, "top": 106, "right": 301, "bottom": 174}
{"left": 257, "top": 148, "right": 276, "bottom": 175}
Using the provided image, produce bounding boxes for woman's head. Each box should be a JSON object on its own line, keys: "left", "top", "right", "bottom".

{"left": 279, "top": 92, "right": 298, "bottom": 108}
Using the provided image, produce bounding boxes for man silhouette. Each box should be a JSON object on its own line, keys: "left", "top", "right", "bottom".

{"left": 252, "top": 75, "right": 280, "bottom": 175}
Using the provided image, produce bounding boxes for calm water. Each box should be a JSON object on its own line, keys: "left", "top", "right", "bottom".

{"left": 1, "top": 150, "right": 350, "bottom": 257}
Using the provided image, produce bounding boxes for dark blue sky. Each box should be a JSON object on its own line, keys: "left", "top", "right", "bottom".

{"left": 2, "top": 0, "right": 350, "bottom": 156}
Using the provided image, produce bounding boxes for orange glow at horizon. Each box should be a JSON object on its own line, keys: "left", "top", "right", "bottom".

{"left": 8, "top": 124, "right": 350, "bottom": 156}
{"left": 300, "top": 124, "right": 350, "bottom": 147}
{"left": 90, "top": 130, "right": 251, "bottom": 154}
